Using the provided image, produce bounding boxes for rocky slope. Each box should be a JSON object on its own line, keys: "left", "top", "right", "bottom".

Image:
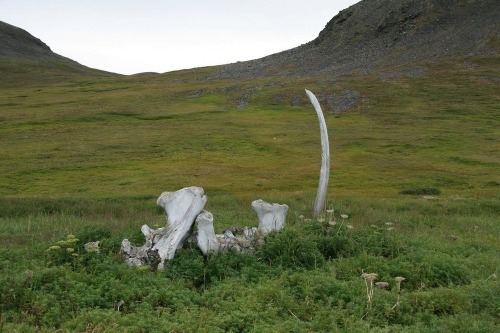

{"left": 207, "top": 0, "right": 499, "bottom": 79}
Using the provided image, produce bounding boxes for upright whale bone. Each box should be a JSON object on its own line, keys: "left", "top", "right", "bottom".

{"left": 195, "top": 210, "right": 220, "bottom": 255}
{"left": 121, "top": 186, "right": 207, "bottom": 270}
{"left": 251, "top": 199, "right": 289, "bottom": 234}
{"left": 305, "top": 89, "right": 330, "bottom": 217}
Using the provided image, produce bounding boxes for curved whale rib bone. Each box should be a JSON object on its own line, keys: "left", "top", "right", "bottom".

{"left": 305, "top": 89, "right": 330, "bottom": 217}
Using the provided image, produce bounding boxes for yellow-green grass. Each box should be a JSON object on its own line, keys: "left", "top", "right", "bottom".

{"left": 1, "top": 58, "right": 498, "bottom": 203}
{"left": 1, "top": 54, "right": 498, "bottom": 239}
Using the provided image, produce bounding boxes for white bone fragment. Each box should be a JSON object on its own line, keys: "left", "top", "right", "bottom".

{"left": 153, "top": 186, "right": 207, "bottom": 262}
{"left": 195, "top": 210, "right": 220, "bottom": 255}
{"left": 251, "top": 199, "right": 289, "bottom": 234}
{"left": 121, "top": 187, "right": 207, "bottom": 270}
{"left": 84, "top": 241, "right": 100, "bottom": 253}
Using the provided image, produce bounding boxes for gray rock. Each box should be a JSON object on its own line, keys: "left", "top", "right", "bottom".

{"left": 292, "top": 96, "right": 302, "bottom": 107}
{"left": 237, "top": 94, "right": 248, "bottom": 110}
{"left": 327, "top": 90, "right": 360, "bottom": 115}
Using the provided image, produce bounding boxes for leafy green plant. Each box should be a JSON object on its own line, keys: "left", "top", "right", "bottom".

{"left": 45, "top": 234, "right": 80, "bottom": 267}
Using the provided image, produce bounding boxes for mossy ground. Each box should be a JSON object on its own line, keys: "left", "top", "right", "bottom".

{"left": 0, "top": 56, "right": 498, "bottom": 332}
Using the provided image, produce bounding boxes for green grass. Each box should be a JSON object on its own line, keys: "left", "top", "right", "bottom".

{"left": 0, "top": 55, "right": 499, "bottom": 332}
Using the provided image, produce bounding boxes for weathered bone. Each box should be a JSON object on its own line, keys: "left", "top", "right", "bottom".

{"left": 121, "top": 187, "right": 289, "bottom": 266}
{"left": 120, "top": 186, "right": 207, "bottom": 269}
{"left": 251, "top": 199, "right": 289, "bottom": 234}
{"left": 154, "top": 186, "right": 207, "bottom": 262}
{"left": 84, "top": 241, "right": 100, "bottom": 253}
{"left": 195, "top": 210, "right": 220, "bottom": 255}
{"left": 215, "top": 226, "right": 264, "bottom": 253}
{"left": 305, "top": 89, "right": 330, "bottom": 217}
{"left": 194, "top": 210, "right": 264, "bottom": 255}
{"left": 193, "top": 198, "right": 288, "bottom": 256}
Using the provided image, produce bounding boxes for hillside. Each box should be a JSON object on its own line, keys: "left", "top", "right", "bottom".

{"left": 0, "top": 20, "right": 115, "bottom": 85}
{"left": 208, "top": 0, "right": 500, "bottom": 79}
{"left": 0, "top": 20, "right": 65, "bottom": 60}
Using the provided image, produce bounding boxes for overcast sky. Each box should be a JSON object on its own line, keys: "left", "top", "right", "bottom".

{"left": 2, "top": 0, "right": 360, "bottom": 75}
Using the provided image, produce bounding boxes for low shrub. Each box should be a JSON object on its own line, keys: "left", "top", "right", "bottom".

{"left": 165, "top": 249, "right": 273, "bottom": 288}
{"left": 352, "top": 226, "right": 405, "bottom": 258}
{"left": 409, "top": 288, "right": 471, "bottom": 316}
{"left": 303, "top": 221, "right": 359, "bottom": 259}
{"left": 395, "top": 252, "right": 471, "bottom": 289}
{"left": 400, "top": 186, "right": 441, "bottom": 195}
{"left": 257, "top": 228, "right": 325, "bottom": 270}
{"left": 317, "top": 235, "right": 357, "bottom": 259}
{"left": 204, "top": 251, "right": 271, "bottom": 284}
{"left": 76, "top": 226, "right": 112, "bottom": 245}
{"left": 468, "top": 280, "right": 499, "bottom": 317}
{"left": 285, "top": 271, "right": 353, "bottom": 306}
{"left": 164, "top": 249, "right": 206, "bottom": 287}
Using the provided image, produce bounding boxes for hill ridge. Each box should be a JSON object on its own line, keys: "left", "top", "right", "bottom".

{"left": 0, "top": 20, "right": 117, "bottom": 82}
{"left": 207, "top": 0, "right": 500, "bottom": 79}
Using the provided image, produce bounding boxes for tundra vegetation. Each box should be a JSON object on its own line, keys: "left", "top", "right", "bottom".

{"left": 0, "top": 55, "right": 499, "bottom": 332}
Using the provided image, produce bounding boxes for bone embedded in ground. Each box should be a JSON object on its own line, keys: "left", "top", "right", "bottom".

{"left": 251, "top": 199, "right": 289, "bottom": 234}
{"left": 120, "top": 239, "right": 150, "bottom": 267}
{"left": 196, "top": 210, "right": 220, "bottom": 255}
{"left": 305, "top": 89, "right": 330, "bottom": 217}
{"left": 121, "top": 187, "right": 207, "bottom": 270}
{"left": 83, "top": 241, "right": 100, "bottom": 253}
{"left": 153, "top": 186, "right": 207, "bottom": 263}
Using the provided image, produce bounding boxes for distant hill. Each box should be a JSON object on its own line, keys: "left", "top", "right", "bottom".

{"left": 0, "top": 20, "right": 88, "bottom": 65}
{"left": 0, "top": 20, "right": 115, "bottom": 82}
{"left": 208, "top": 0, "right": 500, "bottom": 79}
{"left": 0, "top": 21, "right": 58, "bottom": 59}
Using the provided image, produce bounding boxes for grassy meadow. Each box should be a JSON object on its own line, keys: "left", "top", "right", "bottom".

{"left": 0, "top": 55, "right": 499, "bottom": 332}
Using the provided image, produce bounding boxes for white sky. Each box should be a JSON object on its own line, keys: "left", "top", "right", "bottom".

{"left": 1, "top": 0, "right": 360, "bottom": 75}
